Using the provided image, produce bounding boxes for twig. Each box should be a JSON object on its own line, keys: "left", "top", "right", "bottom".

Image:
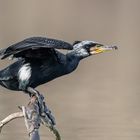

{"left": 0, "top": 112, "right": 23, "bottom": 132}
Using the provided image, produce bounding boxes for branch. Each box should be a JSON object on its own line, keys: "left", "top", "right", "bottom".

{"left": 0, "top": 94, "right": 61, "bottom": 140}
{"left": 0, "top": 112, "right": 23, "bottom": 132}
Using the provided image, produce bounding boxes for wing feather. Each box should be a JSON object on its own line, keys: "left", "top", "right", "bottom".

{"left": 0, "top": 37, "right": 73, "bottom": 59}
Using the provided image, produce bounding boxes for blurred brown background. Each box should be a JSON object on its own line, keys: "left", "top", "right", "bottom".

{"left": 0, "top": 0, "right": 140, "bottom": 140}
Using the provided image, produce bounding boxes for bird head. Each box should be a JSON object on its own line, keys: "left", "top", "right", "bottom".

{"left": 73, "top": 40, "right": 117, "bottom": 59}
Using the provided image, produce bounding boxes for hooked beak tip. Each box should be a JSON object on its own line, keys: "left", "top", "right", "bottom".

{"left": 106, "top": 45, "right": 118, "bottom": 50}
{"left": 112, "top": 45, "right": 118, "bottom": 50}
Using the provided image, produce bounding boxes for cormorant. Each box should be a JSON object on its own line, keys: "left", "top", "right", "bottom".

{"left": 0, "top": 37, "right": 117, "bottom": 96}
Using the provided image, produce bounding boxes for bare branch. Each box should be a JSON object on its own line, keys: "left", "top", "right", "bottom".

{"left": 0, "top": 112, "right": 23, "bottom": 132}
{"left": 0, "top": 93, "right": 61, "bottom": 140}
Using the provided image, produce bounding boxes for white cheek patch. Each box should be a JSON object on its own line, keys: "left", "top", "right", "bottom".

{"left": 78, "top": 48, "right": 89, "bottom": 56}
{"left": 18, "top": 63, "right": 31, "bottom": 82}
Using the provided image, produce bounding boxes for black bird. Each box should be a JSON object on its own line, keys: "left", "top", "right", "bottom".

{"left": 0, "top": 37, "right": 117, "bottom": 95}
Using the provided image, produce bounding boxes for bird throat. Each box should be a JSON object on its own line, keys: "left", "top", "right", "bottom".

{"left": 70, "top": 48, "right": 89, "bottom": 60}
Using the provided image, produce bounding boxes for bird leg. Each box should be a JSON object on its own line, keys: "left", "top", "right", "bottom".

{"left": 26, "top": 87, "right": 40, "bottom": 97}
{"left": 26, "top": 87, "right": 56, "bottom": 125}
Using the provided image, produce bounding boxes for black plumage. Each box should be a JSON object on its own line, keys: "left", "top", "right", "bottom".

{"left": 0, "top": 37, "right": 117, "bottom": 95}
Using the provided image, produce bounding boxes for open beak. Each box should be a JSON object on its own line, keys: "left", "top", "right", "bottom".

{"left": 90, "top": 44, "right": 118, "bottom": 55}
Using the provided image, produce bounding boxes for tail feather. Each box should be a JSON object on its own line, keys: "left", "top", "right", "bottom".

{"left": 0, "top": 48, "right": 6, "bottom": 59}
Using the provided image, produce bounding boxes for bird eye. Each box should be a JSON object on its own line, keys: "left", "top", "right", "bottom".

{"left": 85, "top": 43, "right": 93, "bottom": 48}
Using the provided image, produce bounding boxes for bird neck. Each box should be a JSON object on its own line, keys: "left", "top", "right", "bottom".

{"left": 67, "top": 48, "right": 89, "bottom": 60}
{"left": 65, "top": 52, "right": 80, "bottom": 73}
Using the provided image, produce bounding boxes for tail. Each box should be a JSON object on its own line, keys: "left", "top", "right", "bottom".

{"left": 0, "top": 48, "right": 6, "bottom": 59}
{"left": 0, "top": 79, "right": 6, "bottom": 89}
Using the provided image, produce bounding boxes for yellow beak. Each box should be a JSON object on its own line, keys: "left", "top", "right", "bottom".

{"left": 90, "top": 45, "right": 117, "bottom": 55}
